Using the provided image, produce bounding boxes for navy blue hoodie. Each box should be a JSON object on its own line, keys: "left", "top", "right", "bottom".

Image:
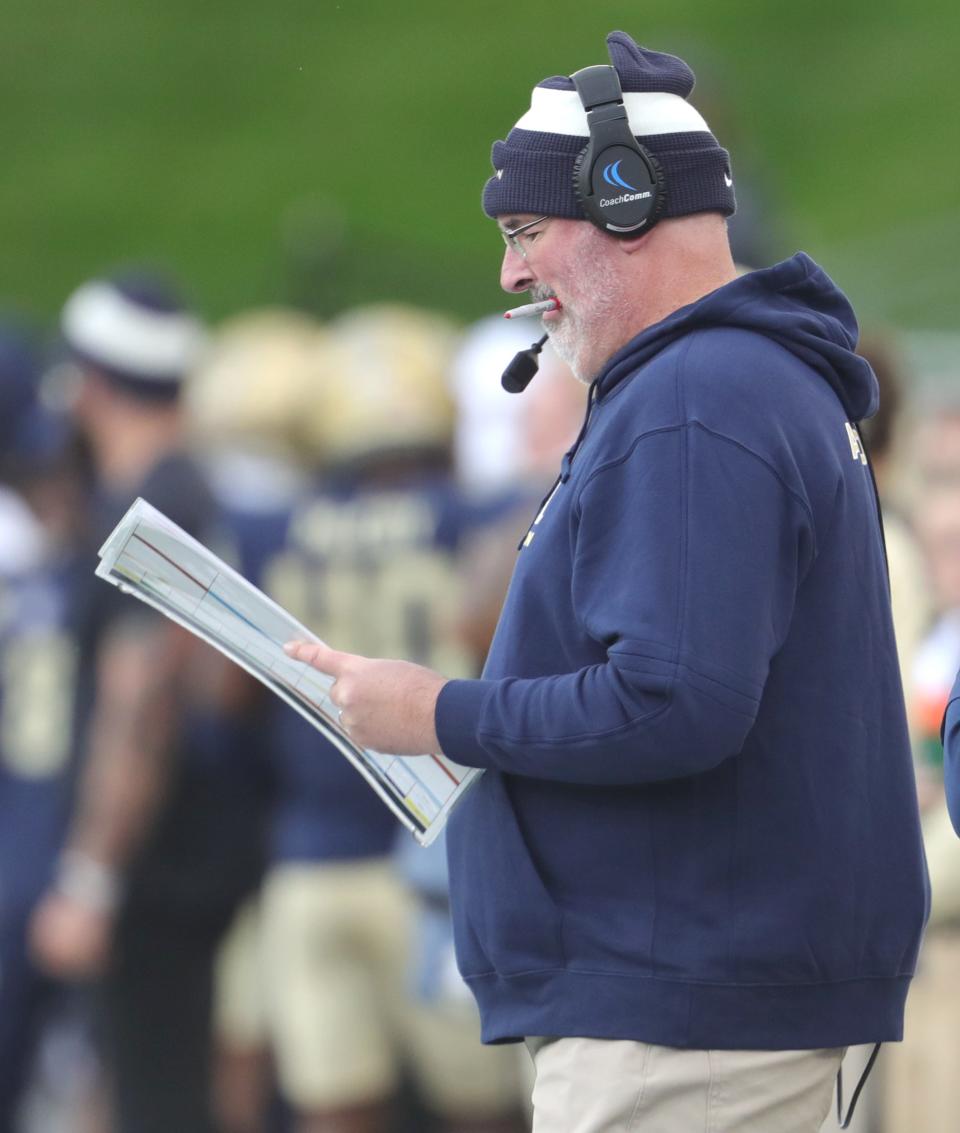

{"left": 436, "top": 253, "right": 929, "bottom": 1050}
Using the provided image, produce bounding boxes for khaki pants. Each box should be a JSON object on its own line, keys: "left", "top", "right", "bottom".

{"left": 529, "top": 1037, "right": 844, "bottom": 1133}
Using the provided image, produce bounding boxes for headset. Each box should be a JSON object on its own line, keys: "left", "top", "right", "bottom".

{"left": 570, "top": 64, "right": 666, "bottom": 237}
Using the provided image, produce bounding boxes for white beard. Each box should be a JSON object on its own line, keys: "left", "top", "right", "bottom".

{"left": 541, "top": 234, "right": 629, "bottom": 385}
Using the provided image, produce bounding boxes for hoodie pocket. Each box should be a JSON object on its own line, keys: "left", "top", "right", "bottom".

{"left": 451, "top": 774, "right": 565, "bottom": 978}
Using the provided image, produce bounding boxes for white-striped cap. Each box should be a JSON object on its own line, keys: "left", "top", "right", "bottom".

{"left": 62, "top": 278, "right": 206, "bottom": 383}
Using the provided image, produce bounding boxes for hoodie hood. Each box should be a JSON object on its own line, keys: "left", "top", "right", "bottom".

{"left": 597, "top": 252, "right": 877, "bottom": 422}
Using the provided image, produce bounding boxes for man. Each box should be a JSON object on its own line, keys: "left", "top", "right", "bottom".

{"left": 30, "top": 272, "right": 264, "bottom": 1133}
{"left": 286, "top": 32, "right": 929, "bottom": 1133}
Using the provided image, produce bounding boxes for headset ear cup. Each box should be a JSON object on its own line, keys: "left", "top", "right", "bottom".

{"left": 574, "top": 142, "right": 666, "bottom": 236}
{"left": 570, "top": 64, "right": 668, "bottom": 237}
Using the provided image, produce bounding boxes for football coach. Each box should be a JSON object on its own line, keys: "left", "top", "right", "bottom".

{"left": 287, "top": 31, "right": 929, "bottom": 1132}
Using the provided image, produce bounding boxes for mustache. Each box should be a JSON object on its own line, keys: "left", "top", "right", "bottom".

{"left": 529, "top": 286, "right": 557, "bottom": 304}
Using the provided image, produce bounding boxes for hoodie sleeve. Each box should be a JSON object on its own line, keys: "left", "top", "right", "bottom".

{"left": 941, "top": 672, "right": 960, "bottom": 837}
{"left": 435, "top": 421, "right": 816, "bottom": 785}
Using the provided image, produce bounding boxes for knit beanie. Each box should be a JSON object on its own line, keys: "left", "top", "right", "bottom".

{"left": 482, "top": 31, "right": 735, "bottom": 223}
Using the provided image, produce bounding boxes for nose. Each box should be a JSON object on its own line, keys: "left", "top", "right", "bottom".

{"left": 500, "top": 246, "right": 535, "bottom": 294}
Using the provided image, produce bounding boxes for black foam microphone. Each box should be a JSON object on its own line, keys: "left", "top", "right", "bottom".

{"left": 501, "top": 334, "right": 548, "bottom": 394}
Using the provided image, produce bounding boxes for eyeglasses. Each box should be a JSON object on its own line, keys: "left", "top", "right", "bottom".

{"left": 500, "top": 216, "right": 550, "bottom": 259}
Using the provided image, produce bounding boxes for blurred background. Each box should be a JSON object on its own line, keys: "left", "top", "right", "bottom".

{"left": 1, "top": 3, "right": 958, "bottom": 1132}
{"left": 2, "top": 0, "right": 957, "bottom": 340}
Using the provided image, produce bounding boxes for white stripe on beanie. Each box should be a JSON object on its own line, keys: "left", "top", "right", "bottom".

{"left": 514, "top": 87, "right": 711, "bottom": 139}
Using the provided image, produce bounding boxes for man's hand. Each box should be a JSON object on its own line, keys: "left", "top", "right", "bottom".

{"left": 284, "top": 641, "right": 447, "bottom": 756}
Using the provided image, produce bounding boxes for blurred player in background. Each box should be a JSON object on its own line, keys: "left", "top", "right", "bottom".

{"left": 187, "top": 307, "right": 323, "bottom": 1133}
{"left": 29, "top": 271, "right": 265, "bottom": 1133}
{"left": 0, "top": 318, "right": 84, "bottom": 1131}
{"left": 881, "top": 389, "right": 960, "bottom": 1133}
{"left": 257, "top": 304, "right": 525, "bottom": 1133}
{"left": 909, "top": 398, "right": 960, "bottom": 793}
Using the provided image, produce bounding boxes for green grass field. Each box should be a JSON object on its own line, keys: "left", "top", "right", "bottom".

{"left": 2, "top": 0, "right": 956, "bottom": 331}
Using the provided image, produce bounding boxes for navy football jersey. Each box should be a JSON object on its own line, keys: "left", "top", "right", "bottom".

{"left": 0, "top": 544, "right": 79, "bottom": 910}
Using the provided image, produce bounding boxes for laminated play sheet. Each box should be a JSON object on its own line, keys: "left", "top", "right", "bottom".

{"left": 96, "top": 497, "right": 480, "bottom": 845}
